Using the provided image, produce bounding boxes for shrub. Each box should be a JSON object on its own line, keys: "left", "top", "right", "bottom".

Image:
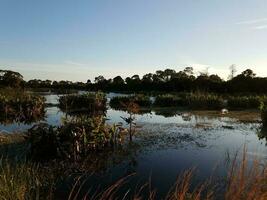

{"left": 154, "top": 93, "right": 224, "bottom": 109}
{"left": 110, "top": 95, "right": 152, "bottom": 108}
{"left": 59, "top": 92, "right": 107, "bottom": 113}
{"left": 185, "top": 93, "right": 224, "bottom": 109}
{"left": 154, "top": 94, "right": 184, "bottom": 107}
{"left": 227, "top": 96, "right": 262, "bottom": 109}
{"left": 27, "top": 117, "right": 126, "bottom": 161}
{"left": 0, "top": 89, "right": 45, "bottom": 123}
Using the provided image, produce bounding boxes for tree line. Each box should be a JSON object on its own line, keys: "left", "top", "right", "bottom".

{"left": 1, "top": 67, "right": 267, "bottom": 94}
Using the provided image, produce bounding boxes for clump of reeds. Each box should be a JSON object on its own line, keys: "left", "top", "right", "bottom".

{"left": 227, "top": 96, "right": 263, "bottom": 110}
{"left": 154, "top": 93, "right": 224, "bottom": 110}
{"left": 109, "top": 95, "right": 152, "bottom": 109}
{"left": 0, "top": 89, "right": 45, "bottom": 123}
{"left": 154, "top": 94, "right": 184, "bottom": 107}
{"left": 59, "top": 92, "right": 107, "bottom": 113}
{"left": 27, "top": 117, "right": 128, "bottom": 161}
{"left": 0, "top": 159, "right": 55, "bottom": 200}
{"left": 185, "top": 93, "right": 224, "bottom": 110}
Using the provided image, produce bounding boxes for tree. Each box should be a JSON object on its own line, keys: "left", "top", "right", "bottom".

{"left": 163, "top": 69, "right": 176, "bottom": 81}
{"left": 242, "top": 69, "right": 256, "bottom": 78}
{"left": 94, "top": 75, "right": 105, "bottom": 83}
{"left": 113, "top": 76, "right": 124, "bottom": 85}
{"left": 184, "top": 67, "right": 194, "bottom": 77}
{"left": 0, "top": 70, "right": 24, "bottom": 88}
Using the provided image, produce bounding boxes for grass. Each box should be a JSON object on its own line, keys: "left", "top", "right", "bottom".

{"left": 59, "top": 92, "right": 107, "bottom": 113}
{"left": 0, "top": 159, "right": 55, "bottom": 200}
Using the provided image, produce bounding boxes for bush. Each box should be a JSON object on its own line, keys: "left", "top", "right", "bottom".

{"left": 154, "top": 93, "right": 224, "bottom": 109}
{"left": 0, "top": 89, "right": 45, "bottom": 123}
{"left": 185, "top": 93, "right": 224, "bottom": 109}
{"left": 227, "top": 96, "right": 262, "bottom": 109}
{"left": 110, "top": 95, "right": 152, "bottom": 108}
{"left": 59, "top": 92, "right": 107, "bottom": 113}
{"left": 27, "top": 117, "right": 126, "bottom": 161}
{"left": 154, "top": 94, "right": 184, "bottom": 107}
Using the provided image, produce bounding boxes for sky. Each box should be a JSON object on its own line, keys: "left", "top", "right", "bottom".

{"left": 0, "top": 0, "right": 267, "bottom": 82}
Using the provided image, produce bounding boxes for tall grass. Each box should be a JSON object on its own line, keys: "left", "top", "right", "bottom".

{"left": 0, "top": 159, "right": 55, "bottom": 200}
{"left": 0, "top": 89, "right": 45, "bottom": 123}
{"left": 154, "top": 94, "right": 184, "bottom": 107}
{"left": 227, "top": 96, "right": 264, "bottom": 110}
{"left": 109, "top": 95, "right": 152, "bottom": 109}
{"left": 59, "top": 92, "right": 107, "bottom": 113}
{"left": 154, "top": 93, "right": 224, "bottom": 110}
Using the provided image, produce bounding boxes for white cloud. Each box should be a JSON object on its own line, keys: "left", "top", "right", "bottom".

{"left": 236, "top": 17, "right": 267, "bottom": 25}
{"left": 253, "top": 24, "right": 267, "bottom": 30}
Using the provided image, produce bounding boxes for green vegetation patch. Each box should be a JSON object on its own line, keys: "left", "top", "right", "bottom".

{"left": 0, "top": 89, "right": 45, "bottom": 123}
{"left": 59, "top": 92, "right": 107, "bottom": 113}
{"left": 109, "top": 95, "right": 152, "bottom": 109}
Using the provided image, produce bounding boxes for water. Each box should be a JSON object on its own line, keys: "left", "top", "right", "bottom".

{"left": 1, "top": 92, "right": 267, "bottom": 198}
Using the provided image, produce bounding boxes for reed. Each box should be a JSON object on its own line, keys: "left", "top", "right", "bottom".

{"left": 0, "top": 159, "right": 55, "bottom": 200}
{"left": 59, "top": 92, "right": 107, "bottom": 113}
{"left": 227, "top": 96, "right": 263, "bottom": 110}
{"left": 110, "top": 95, "right": 152, "bottom": 109}
{"left": 0, "top": 89, "right": 45, "bottom": 123}
{"left": 27, "top": 117, "right": 127, "bottom": 161}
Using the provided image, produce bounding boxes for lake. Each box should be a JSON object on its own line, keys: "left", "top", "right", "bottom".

{"left": 1, "top": 92, "right": 267, "bottom": 198}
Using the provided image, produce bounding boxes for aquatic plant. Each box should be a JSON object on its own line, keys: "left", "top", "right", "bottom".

{"left": 185, "top": 93, "right": 224, "bottom": 110}
{"left": 109, "top": 95, "right": 152, "bottom": 109}
{"left": 59, "top": 92, "right": 107, "bottom": 113}
{"left": 27, "top": 117, "right": 127, "bottom": 161}
{"left": 120, "top": 101, "right": 140, "bottom": 142}
{"left": 227, "top": 96, "right": 263, "bottom": 110}
{"left": 154, "top": 93, "right": 224, "bottom": 110}
{"left": 154, "top": 94, "right": 184, "bottom": 107}
{"left": 0, "top": 159, "right": 55, "bottom": 200}
{"left": 0, "top": 89, "right": 45, "bottom": 123}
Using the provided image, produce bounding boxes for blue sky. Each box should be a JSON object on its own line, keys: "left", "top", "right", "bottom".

{"left": 0, "top": 0, "right": 267, "bottom": 81}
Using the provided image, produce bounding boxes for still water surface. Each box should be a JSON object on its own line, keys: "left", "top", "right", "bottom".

{"left": 1, "top": 92, "right": 267, "bottom": 198}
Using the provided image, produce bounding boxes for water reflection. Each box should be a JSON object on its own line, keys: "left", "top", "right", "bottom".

{"left": 1, "top": 92, "right": 267, "bottom": 198}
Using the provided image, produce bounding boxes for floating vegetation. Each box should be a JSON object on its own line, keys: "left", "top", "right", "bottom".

{"left": 0, "top": 89, "right": 45, "bottom": 124}
{"left": 59, "top": 92, "right": 107, "bottom": 113}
